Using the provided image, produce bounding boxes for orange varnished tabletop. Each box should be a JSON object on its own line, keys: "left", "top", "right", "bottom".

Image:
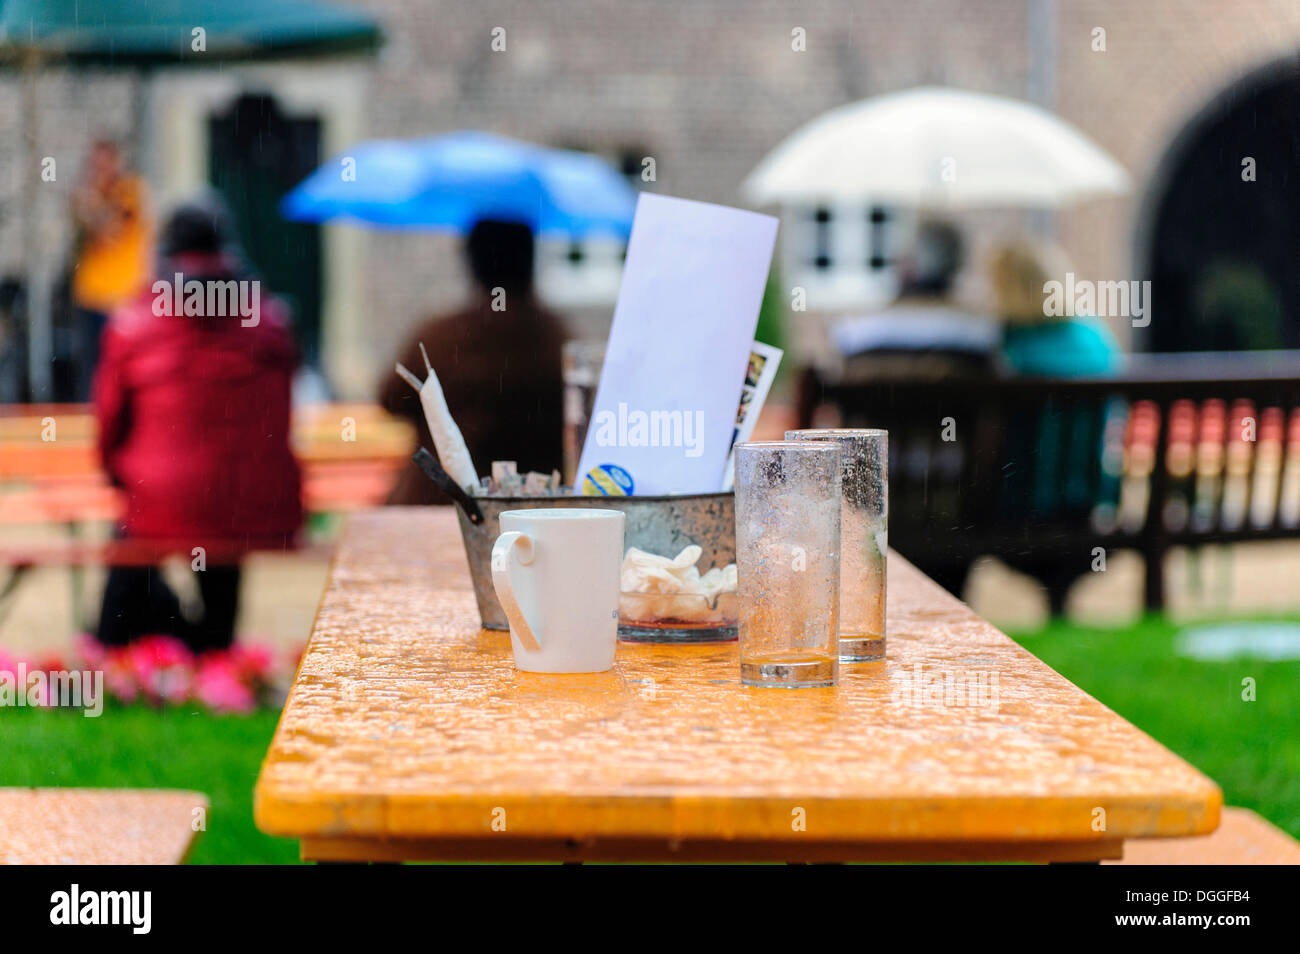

{"left": 254, "top": 508, "right": 1221, "bottom": 863}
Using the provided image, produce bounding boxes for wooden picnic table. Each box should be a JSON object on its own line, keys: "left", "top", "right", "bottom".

{"left": 254, "top": 508, "right": 1222, "bottom": 863}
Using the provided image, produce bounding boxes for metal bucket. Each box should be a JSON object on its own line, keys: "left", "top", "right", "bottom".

{"left": 453, "top": 492, "right": 735, "bottom": 632}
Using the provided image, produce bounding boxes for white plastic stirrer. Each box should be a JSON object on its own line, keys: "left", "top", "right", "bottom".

{"left": 395, "top": 342, "right": 479, "bottom": 492}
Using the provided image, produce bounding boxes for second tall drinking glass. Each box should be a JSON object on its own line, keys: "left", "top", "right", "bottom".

{"left": 786, "top": 429, "right": 888, "bottom": 662}
{"left": 734, "top": 441, "right": 841, "bottom": 688}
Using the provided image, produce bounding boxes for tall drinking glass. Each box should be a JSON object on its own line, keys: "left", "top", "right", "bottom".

{"left": 734, "top": 441, "right": 841, "bottom": 688}
{"left": 787, "top": 429, "right": 888, "bottom": 662}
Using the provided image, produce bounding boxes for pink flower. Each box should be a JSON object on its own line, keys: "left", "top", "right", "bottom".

{"left": 13, "top": 634, "right": 281, "bottom": 713}
{"left": 124, "top": 635, "right": 195, "bottom": 706}
{"left": 194, "top": 656, "right": 256, "bottom": 713}
{"left": 128, "top": 634, "right": 193, "bottom": 671}
{"left": 102, "top": 650, "right": 140, "bottom": 704}
{"left": 75, "top": 635, "right": 107, "bottom": 670}
{"left": 225, "top": 642, "right": 275, "bottom": 684}
{"left": 33, "top": 652, "right": 67, "bottom": 675}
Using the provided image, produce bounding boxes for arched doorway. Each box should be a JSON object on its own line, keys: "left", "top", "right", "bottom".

{"left": 1141, "top": 54, "right": 1300, "bottom": 352}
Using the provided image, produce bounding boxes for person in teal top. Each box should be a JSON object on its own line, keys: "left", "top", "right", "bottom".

{"left": 989, "top": 240, "right": 1125, "bottom": 520}
{"left": 990, "top": 240, "right": 1124, "bottom": 377}
{"left": 1002, "top": 315, "right": 1122, "bottom": 376}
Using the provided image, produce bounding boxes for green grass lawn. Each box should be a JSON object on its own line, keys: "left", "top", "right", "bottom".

{"left": 2, "top": 614, "right": 1297, "bottom": 862}
{"left": 0, "top": 704, "right": 299, "bottom": 864}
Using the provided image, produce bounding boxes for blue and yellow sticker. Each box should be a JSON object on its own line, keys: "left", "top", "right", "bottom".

{"left": 581, "top": 463, "right": 634, "bottom": 496}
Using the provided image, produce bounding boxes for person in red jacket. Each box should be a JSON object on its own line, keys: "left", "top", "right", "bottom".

{"left": 93, "top": 198, "right": 302, "bottom": 651}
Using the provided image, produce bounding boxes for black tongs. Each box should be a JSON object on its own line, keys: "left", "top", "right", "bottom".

{"left": 412, "top": 446, "right": 484, "bottom": 525}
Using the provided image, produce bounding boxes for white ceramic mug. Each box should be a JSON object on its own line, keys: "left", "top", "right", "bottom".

{"left": 491, "top": 508, "right": 625, "bottom": 673}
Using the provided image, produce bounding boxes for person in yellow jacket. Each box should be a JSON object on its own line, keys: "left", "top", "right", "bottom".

{"left": 70, "top": 139, "right": 152, "bottom": 400}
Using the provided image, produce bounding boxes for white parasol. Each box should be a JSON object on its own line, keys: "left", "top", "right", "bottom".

{"left": 744, "top": 86, "right": 1130, "bottom": 209}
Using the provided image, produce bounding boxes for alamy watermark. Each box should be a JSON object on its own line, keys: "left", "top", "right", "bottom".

{"left": 591, "top": 403, "right": 705, "bottom": 458}
{"left": 50, "top": 884, "right": 150, "bottom": 934}
{"left": 890, "top": 663, "right": 1000, "bottom": 714}
{"left": 1, "top": 664, "right": 103, "bottom": 717}
{"left": 152, "top": 273, "right": 260, "bottom": 327}
{"left": 1043, "top": 272, "right": 1150, "bottom": 327}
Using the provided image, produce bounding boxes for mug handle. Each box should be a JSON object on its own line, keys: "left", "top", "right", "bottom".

{"left": 491, "top": 531, "right": 541, "bottom": 652}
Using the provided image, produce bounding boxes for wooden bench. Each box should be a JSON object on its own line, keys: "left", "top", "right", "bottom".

{"left": 0, "top": 402, "right": 414, "bottom": 511}
{"left": 1108, "top": 807, "right": 1300, "bottom": 864}
{"left": 0, "top": 402, "right": 414, "bottom": 628}
{"left": 0, "top": 788, "right": 208, "bottom": 865}
{"left": 798, "top": 350, "right": 1300, "bottom": 610}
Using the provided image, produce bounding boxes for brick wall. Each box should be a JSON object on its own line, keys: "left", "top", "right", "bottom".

{"left": 3, "top": 0, "right": 1299, "bottom": 396}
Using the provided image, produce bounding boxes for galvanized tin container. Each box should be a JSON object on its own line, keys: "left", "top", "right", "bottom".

{"left": 454, "top": 492, "right": 735, "bottom": 633}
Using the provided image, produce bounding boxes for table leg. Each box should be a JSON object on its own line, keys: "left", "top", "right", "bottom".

{"left": 0, "top": 564, "right": 32, "bottom": 627}
{"left": 68, "top": 521, "right": 85, "bottom": 630}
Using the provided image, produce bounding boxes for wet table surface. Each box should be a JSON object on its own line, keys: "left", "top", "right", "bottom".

{"left": 254, "top": 508, "right": 1220, "bottom": 863}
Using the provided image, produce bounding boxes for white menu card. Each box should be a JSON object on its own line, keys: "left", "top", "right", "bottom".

{"left": 576, "top": 193, "right": 778, "bottom": 496}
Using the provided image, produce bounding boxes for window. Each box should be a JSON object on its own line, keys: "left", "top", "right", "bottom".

{"left": 813, "top": 206, "right": 833, "bottom": 270}
{"left": 535, "top": 144, "right": 641, "bottom": 307}
{"left": 868, "top": 206, "right": 890, "bottom": 270}
{"left": 782, "top": 202, "right": 902, "bottom": 310}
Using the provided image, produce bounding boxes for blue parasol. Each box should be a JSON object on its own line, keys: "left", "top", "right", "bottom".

{"left": 280, "top": 131, "right": 637, "bottom": 237}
